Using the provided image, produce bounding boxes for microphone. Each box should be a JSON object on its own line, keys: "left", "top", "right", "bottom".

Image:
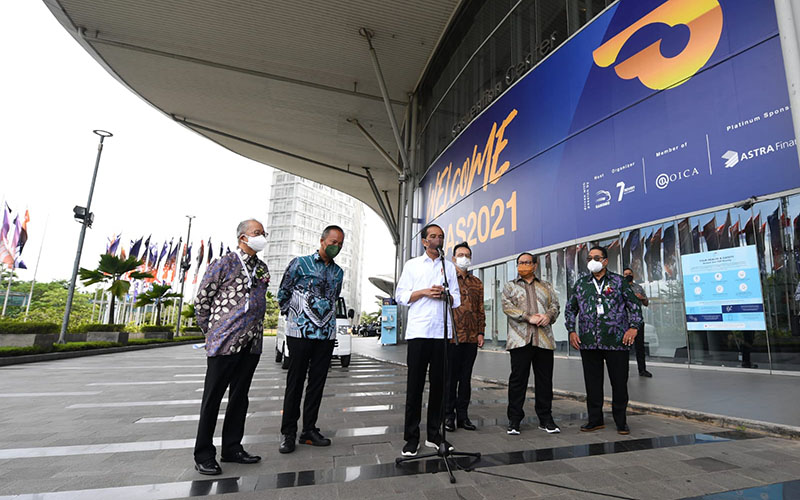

{"left": 437, "top": 246, "right": 445, "bottom": 259}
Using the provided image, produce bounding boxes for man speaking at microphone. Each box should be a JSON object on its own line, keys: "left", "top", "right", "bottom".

{"left": 395, "top": 224, "right": 461, "bottom": 457}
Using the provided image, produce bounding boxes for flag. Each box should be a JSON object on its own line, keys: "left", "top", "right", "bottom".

{"left": 165, "top": 237, "right": 182, "bottom": 282}
{"left": 702, "top": 217, "right": 719, "bottom": 251}
{"left": 129, "top": 237, "right": 144, "bottom": 261}
{"left": 767, "top": 208, "right": 784, "bottom": 271}
{"left": 18, "top": 210, "right": 29, "bottom": 255}
{"left": 156, "top": 240, "right": 170, "bottom": 271}
{"left": 120, "top": 247, "right": 127, "bottom": 260}
{"left": 193, "top": 240, "right": 205, "bottom": 284}
{"left": 219, "top": 242, "right": 223, "bottom": 258}
{"left": 717, "top": 212, "right": 732, "bottom": 249}
{"left": 794, "top": 215, "right": 800, "bottom": 273}
{"left": 207, "top": 237, "right": 213, "bottom": 264}
{"left": 106, "top": 234, "right": 121, "bottom": 255}
{"left": 663, "top": 224, "right": 677, "bottom": 279}
{"left": 729, "top": 220, "right": 740, "bottom": 247}
{"left": 607, "top": 239, "right": 620, "bottom": 275}
{"left": 142, "top": 235, "right": 151, "bottom": 264}
{"left": 565, "top": 244, "right": 577, "bottom": 289}
{"left": 692, "top": 224, "right": 701, "bottom": 253}
{"left": 577, "top": 243, "right": 588, "bottom": 269}
{"left": 644, "top": 227, "right": 663, "bottom": 281}
{"left": 622, "top": 229, "right": 632, "bottom": 268}
{"left": 180, "top": 243, "right": 192, "bottom": 283}
{"left": 678, "top": 218, "right": 694, "bottom": 254}
{"left": 629, "top": 228, "right": 645, "bottom": 279}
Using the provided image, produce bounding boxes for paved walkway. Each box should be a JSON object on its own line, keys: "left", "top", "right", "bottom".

{"left": 0, "top": 338, "right": 799, "bottom": 499}
{"left": 352, "top": 337, "right": 800, "bottom": 431}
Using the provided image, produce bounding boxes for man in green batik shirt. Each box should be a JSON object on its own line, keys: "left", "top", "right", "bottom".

{"left": 565, "top": 245, "right": 642, "bottom": 435}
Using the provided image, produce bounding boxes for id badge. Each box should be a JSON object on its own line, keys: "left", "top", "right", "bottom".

{"left": 596, "top": 303, "right": 605, "bottom": 315}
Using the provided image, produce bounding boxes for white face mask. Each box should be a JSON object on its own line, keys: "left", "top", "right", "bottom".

{"left": 455, "top": 256, "right": 471, "bottom": 270}
{"left": 244, "top": 234, "right": 267, "bottom": 252}
{"left": 587, "top": 259, "right": 604, "bottom": 274}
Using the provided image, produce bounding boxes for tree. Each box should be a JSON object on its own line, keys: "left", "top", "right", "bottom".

{"left": 135, "top": 283, "right": 181, "bottom": 326}
{"left": 264, "top": 291, "right": 279, "bottom": 329}
{"left": 25, "top": 285, "right": 93, "bottom": 325}
{"left": 181, "top": 303, "right": 196, "bottom": 326}
{"left": 79, "top": 254, "right": 153, "bottom": 324}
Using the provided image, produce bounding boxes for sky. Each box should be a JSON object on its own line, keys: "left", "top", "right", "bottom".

{"left": 0, "top": 1, "right": 395, "bottom": 314}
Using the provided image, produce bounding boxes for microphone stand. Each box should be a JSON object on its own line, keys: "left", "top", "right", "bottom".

{"left": 395, "top": 247, "right": 481, "bottom": 484}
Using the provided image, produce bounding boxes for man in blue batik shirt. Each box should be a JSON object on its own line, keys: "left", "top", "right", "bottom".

{"left": 277, "top": 225, "right": 345, "bottom": 454}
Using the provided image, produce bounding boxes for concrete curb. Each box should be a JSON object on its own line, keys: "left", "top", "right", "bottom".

{"left": 0, "top": 340, "right": 202, "bottom": 367}
{"left": 355, "top": 351, "right": 800, "bottom": 441}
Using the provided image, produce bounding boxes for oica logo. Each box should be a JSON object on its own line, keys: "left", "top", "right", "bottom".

{"left": 655, "top": 167, "right": 700, "bottom": 190}
{"left": 592, "top": 0, "right": 724, "bottom": 90}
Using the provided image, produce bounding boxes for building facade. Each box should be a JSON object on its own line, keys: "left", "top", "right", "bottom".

{"left": 410, "top": 0, "right": 800, "bottom": 373}
{"left": 265, "top": 171, "right": 364, "bottom": 317}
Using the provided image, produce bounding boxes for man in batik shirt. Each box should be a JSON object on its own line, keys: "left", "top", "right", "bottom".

{"left": 502, "top": 252, "right": 560, "bottom": 436}
{"left": 193, "top": 219, "right": 270, "bottom": 475}
{"left": 277, "top": 225, "right": 345, "bottom": 454}
{"left": 444, "top": 242, "right": 485, "bottom": 433}
{"left": 566, "top": 245, "right": 642, "bottom": 435}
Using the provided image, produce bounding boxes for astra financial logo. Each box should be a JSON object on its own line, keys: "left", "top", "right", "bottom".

{"left": 722, "top": 140, "right": 797, "bottom": 169}
{"left": 592, "top": 0, "right": 723, "bottom": 90}
{"left": 655, "top": 167, "right": 701, "bottom": 190}
{"left": 722, "top": 150, "right": 739, "bottom": 168}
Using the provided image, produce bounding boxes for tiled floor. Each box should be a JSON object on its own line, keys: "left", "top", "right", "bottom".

{"left": 0, "top": 338, "right": 798, "bottom": 499}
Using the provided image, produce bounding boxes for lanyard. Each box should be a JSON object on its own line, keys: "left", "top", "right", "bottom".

{"left": 234, "top": 252, "right": 255, "bottom": 312}
{"left": 592, "top": 276, "right": 605, "bottom": 297}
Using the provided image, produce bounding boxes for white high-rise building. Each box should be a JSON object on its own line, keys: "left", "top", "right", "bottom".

{"left": 265, "top": 171, "right": 364, "bottom": 318}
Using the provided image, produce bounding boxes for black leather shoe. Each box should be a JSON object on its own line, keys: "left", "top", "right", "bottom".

{"left": 299, "top": 429, "right": 331, "bottom": 447}
{"left": 639, "top": 370, "right": 653, "bottom": 377}
{"left": 194, "top": 458, "right": 222, "bottom": 475}
{"left": 279, "top": 434, "right": 296, "bottom": 454}
{"left": 580, "top": 422, "right": 605, "bottom": 432}
{"left": 221, "top": 450, "right": 261, "bottom": 464}
{"left": 457, "top": 418, "right": 477, "bottom": 431}
{"left": 444, "top": 417, "right": 456, "bottom": 432}
{"left": 617, "top": 424, "right": 631, "bottom": 435}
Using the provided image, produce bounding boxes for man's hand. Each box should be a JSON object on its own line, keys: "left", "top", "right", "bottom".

{"left": 635, "top": 293, "right": 646, "bottom": 301}
{"left": 622, "top": 328, "right": 638, "bottom": 346}
{"left": 537, "top": 315, "right": 551, "bottom": 326}
{"left": 425, "top": 285, "right": 446, "bottom": 299}
{"left": 477, "top": 334, "right": 485, "bottom": 348}
{"left": 569, "top": 332, "right": 581, "bottom": 350}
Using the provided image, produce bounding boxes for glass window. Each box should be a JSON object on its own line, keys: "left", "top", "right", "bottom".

{"left": 481, "top": 266, "right": 496, "bottom": 346}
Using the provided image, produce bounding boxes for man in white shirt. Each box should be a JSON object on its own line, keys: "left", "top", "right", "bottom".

{"left": 395, "top": 224, "right": 461, "bottom": 457}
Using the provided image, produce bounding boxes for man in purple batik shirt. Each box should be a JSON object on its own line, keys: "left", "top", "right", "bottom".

{"left": 193, "top": 219, "right": 270, "bottom": 475}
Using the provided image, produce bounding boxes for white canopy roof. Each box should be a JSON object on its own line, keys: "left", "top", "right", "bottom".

{"left": 44, "top": 0, "right": 461, "bottom": 234}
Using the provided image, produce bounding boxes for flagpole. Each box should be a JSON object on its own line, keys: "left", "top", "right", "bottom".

{"left": 60, "top": 130, "right": 112, "bottom": 343}
{"left": 1, "top": 270, "right": 13, "bottom": 317}
{"left": 175, "top": 215, "right": 195, "bottom": 338}
{"left": 23, "top": 214, "right": 48, "bottom": 321}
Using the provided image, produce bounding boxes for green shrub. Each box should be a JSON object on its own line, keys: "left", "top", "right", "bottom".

{"left": 53, "top": 341, "right": 121, "bottom": 351}
{"left": 182, "top": 326, "right": 202, "bottom": 333}
{"left": 74, "top": 323, "right": 127, "bottom": 333}
{"left": 128, "top": 338, "right": 170, "bottom": 345}
{"left": 140, "top": 325, "right": 175, "bottom": 333}
{"left": 0, "top": 321, "right": 59, "bottom": 335}
{"left": 0, "top": 345, "right": 50, "bottom": 356}
{"left": 174, "top": 335, "right": 204, "bottom": 342}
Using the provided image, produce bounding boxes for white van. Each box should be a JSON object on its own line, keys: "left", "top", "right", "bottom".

{"left": 275, "top": 297, "right": 354, "bottom": 368}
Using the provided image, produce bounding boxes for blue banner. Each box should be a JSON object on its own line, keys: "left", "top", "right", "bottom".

{"left": 420, "top": 0, "right": 799, "bottom": 265}
{"left": 681, "top": 245, "right": 766, "bottom": 330}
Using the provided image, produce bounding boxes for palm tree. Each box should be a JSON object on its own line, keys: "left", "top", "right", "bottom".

{"left": 135, "top": 283, "right": 181, "bottom": 326}
{"left": 79, "top": 254, "right": 153, "bottom": 325}
{"left": 180, "top": 303, "right": 196, "bottom": 327}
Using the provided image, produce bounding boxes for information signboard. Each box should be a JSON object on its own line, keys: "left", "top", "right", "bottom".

{"left": 681, "top": 245, "right": 766, "bottom": 330}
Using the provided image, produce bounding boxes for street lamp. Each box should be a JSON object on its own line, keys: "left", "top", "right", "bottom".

{"left": 175, "top": 215, "right": 195, "bottom": 338}
{"left": 59, "top": 130, "right": 113, "bottom": 344}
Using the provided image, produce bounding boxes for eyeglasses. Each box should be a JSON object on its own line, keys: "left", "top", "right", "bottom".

{"left": 587, "top": 255, "right": 605, "bottom": 262}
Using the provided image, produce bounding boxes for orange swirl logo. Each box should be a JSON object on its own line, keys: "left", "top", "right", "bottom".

{"left": 593, "top": 0, "right": 723, "bottom": 90}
